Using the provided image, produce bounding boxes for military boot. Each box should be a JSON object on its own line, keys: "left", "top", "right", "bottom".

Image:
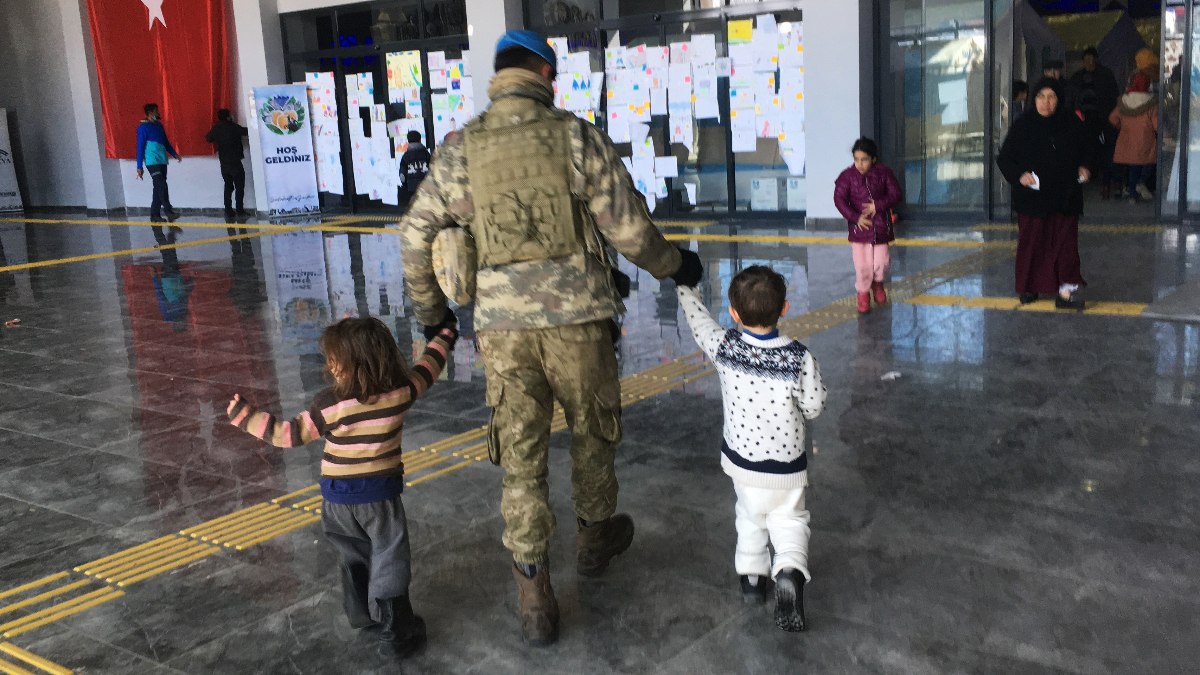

{"left": 511, "top": 563, "right": 559, "bottom": 646}
{"left": 576, "top": 514, "right": 635, "bottom": 577}
{"left": 373, "top": 596, "right": 427, "bottom": 659}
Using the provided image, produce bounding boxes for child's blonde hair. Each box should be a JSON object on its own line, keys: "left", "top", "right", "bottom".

{"left": 319, "top": 317, "right": 411, "bottom": 402}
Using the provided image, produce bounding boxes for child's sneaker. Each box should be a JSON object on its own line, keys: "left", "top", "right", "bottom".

{"left": 773, "top": 569, "right": 806, "bottom": 632}
{"left": 739, "top": 575, "right": 767, "bottom": 604}
{"left": 856, "top": 292, "right": 870, "bottom": 314}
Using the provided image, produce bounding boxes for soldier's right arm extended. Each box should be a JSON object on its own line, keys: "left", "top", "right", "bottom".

{"left": 399, "top": 136, "right": 469, "bottom": 326}
{"left": 577, "top": 123, "right": 682, "bottom": 280}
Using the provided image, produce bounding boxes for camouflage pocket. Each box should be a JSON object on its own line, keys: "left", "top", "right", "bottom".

{"left": 593, "top": 381, "right": 622, "bottom": 444}
{"left": 485, "top": 379, "right": 503, "bottom": 466}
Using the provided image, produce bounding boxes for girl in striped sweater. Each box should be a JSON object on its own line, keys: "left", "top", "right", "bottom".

{"left": 227, "top": 313, "right": 457, "bottom": 660}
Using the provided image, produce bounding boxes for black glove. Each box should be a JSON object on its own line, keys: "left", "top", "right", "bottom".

{"left": 422, "top": 307, "right": 458, "bottom": 341}
{"left": 670, "top": 248, "right": 703, "bottom": 288}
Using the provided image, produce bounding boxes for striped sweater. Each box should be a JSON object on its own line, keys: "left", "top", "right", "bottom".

{"left": 227, "top": 327, "right": 457, "bottom": 479}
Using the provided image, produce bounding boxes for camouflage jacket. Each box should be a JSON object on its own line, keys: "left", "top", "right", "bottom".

{"left": 399, "top": 69, "right": 682, "bottom": 332}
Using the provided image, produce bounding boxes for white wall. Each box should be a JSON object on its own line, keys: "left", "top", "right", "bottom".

{"left": 465, "top": 0, "right": 525, "bottom": 108}
{"left": 0, "top": 0, "right": 87, "bottom": 207}
{"left": 804, "top": 0, "right": 867, "bottom": 221}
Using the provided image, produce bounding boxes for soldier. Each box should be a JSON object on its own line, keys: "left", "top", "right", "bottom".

{"left": 399, "top": 30, "right": 703, "bottom": 646}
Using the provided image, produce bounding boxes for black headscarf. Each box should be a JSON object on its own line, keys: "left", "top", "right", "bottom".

{"left": 1027, "top": 77, "right": 1070, "bottom": 130}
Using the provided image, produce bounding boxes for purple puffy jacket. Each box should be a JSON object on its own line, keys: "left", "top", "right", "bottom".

{"left": 833, "top": 163, "right": 902, "bottom": 244}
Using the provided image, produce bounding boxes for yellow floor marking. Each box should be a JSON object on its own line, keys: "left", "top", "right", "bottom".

{"left": 188, "top": 505, "right": 286, "bottom": 541}
{"left": 74, "top": 536, "right": 177, "bottom": 573}
{"left": 2, "top": 590, "right": 126, "bottom": 638}
{"left": 231, "top": 515, "right": 322, "bottom": 551}
{"left": 0, "top": 657, "right": 34, "bottom": 675}
{"left": 270, "top": 485, "right": 320, "bottom": 504}
{"left": 0, "top": 228, "right": 290, "bottom": 275}
{"left": 657, "top": 220, "right": 718, "bottom": 228}
{"left": 0, "top": 580, "right": 94, "bottom": 618}
{"left": 105, "top": 543, "right": 216, "bottom": 584}
{"left": 0, "top": 216, "right": 301, "bottom": 232}
{"left": 405, "top": 460, "right": 476, "bottom": 487}
{"left": 973, "top": 223, "right": 1165, "bottom": 234}
{"left": 222, "top": 511, "right": 321, "bottom": 546}
{"left": 0, "top": 575, "right": 68, "bottom": 603}
{"left": 0, "top": 643, "right": 72, "bottom": 675}
{"left": 115, "top": 551, "right": 218, "bottom": 588}
{"left": 179, "top": 503, "right": 275, "bottom": 536}
{"left": 291, "top": 496, "right": 324, "bottom": 510}
{"left": 0, "top": 586, "right": 117, "bottom": 634}
{"left": 204, "top": 509, "right": 297, "bottom": 545}
{"left": 84, "top": 538, "right": 197, "bottom": 578}
{"left": 662, "top": 233, "right": 1013, "bottom": 249}
{"left": 904, "top": 294, "right": 1148, "bottom": 317}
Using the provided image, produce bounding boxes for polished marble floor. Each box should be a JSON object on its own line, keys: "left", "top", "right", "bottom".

{"left": 0, "top": 214, "right": 1197, "bottom": 674}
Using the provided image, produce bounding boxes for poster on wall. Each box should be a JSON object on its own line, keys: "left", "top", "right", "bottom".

{"left": 253, "top": 86, "right": 320, "bottom": 217}
{"left": 0, "top": 110, "right": 22, "bottom": 212}
{"left": 272, "top": 229, "right": 329, "bottom": 344}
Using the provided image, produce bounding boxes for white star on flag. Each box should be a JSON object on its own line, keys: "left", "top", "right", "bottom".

{"left": 140, "top": 0, "right": 167, "bottom": 30}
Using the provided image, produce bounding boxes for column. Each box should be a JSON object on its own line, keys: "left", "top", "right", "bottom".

{"left": 465, "top": 0, "right": 525, "bottom": 110}
{"left": 231, "top": 0, "right": 287, "bottom": 217}
{"left": 804, "top": 0, "right": 869, "bottom": 222}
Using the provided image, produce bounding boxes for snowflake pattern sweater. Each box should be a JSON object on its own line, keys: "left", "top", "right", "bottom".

{"left": 678, "top": 286, "right": 826, "bottom": 489}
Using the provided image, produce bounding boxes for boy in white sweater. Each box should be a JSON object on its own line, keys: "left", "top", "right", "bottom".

{"left": 677, "top": 265, "right": 826, "bottom": 632}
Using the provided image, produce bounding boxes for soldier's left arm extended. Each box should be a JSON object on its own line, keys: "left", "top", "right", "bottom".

{"left": 399, "top": 136, "right": 469, "bottom": 327}
{"left": 574, "top": 123, "right": 682, "bottom": 280}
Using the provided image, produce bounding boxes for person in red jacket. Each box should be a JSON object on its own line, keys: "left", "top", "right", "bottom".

{"left": 833, "top": 137, "right": 902, "bottom": 314}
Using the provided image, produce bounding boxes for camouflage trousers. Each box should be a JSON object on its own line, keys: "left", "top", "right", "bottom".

{"left": 477, "top": 319, "right": 623, "bottom": 564}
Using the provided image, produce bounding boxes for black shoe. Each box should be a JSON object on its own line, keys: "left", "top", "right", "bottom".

{"left": 774, "top": 569, "right": 806, "bottom": 632}
{"left": 739, "top": 575, "right": 767, "bottom": 604}
{"left": 165, "top": 210, "right": 180, "bottom": 223}
{"left": 150, "top": 216, "right": 166, "bottom": 223}
{"left": 225, "top": 210, "right": 236, "bottom": 224}
{"left": 374, "top": 597, "right": 427, "bottom": 659}
{"left": 1055, "top": 294, "right": 1084, "bottom": 310}
{"left": 1019, "top": 292, "right": 1037, "bottom": 304}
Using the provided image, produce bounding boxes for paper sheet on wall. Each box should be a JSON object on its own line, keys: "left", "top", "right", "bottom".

{"left": 684, "top": 183, "right": 697, "bottom": 205}
{"left": 430, "top": 69, "right": 448, "bottom": 89}
{"left": 607, "top": 109, "right": 631, "bottom": 143}
{"left": 630, "top": 122, "right": 650, "bottom": 145}
{"left": 938, "top": 78, "right": 969, "bottom": 125}
{"left": 669, "top": 42, "right": 691, "bottom": 65}
{"left": 387, "top": 50, "right": 423, "bottom": 97}
{"left": 756, "top": 14, "right": 778, "bottom": 35}
{"left": 716, "top": 57, "right": 732, "bottom": 78}
{"left": 668, "top": 100, "right": 694, "bottom": 152}
{"left": 358, "top": 73, "right": 375, "bottom": 100}
{"left": 604, "top": 46, "right": 627, "bottom": 70}
{"left": 752, "top": 29, "right": 780, "bottom": 72}
{"left": 548, "top": 38, "right": 569, "bottom": 72}
{"left": 655, "top": 178, "right": 668, "bottom": 198}
{"left": 690, "top": 34, "right": 717, "bottom": 66}
{"left": 633, "top": 137, "right": 655, "bottom": 160}
{"left": 668, "top": 64, "right": 693, "bottom": 106}
{"left": 693, "top": 62, "right": 720, "bottom": 120}
{"left": 625, "top": 44, "right": 648, "bottom": 69}
{"left": 345, "top": 75, "right": 360, "bottom": 107}
{"left": 651, "top": 86, "right": 668, "bottom": 116}
{"left": 731, "top": 108, "right": 757, "bottom": 152}
{"left": 654, "top": 156, "right": 679, "bottom": 178}
{"left": 590, "top": 73, "right": 605, "bottom": 110}
{"left": 780, "top": 137, "right": 806, "bottom": 176}
{"left": 646, "top": 46, "right": 668, "bottom": 73}
{"left": 728, "top": 19, "right": 753, "bottom": 45}
{"left": 729, "top": 72, "right": 755, "bottom": 109}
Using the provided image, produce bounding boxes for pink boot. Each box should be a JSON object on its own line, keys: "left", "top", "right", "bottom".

{"left": 872, "top": 281, "right": 887, "bottom": 305}
{"left": 857, "top": 292, "right": 870, "bottom": 314}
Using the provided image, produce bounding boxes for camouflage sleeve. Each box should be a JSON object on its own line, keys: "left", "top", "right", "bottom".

{"left": 575, "top": 122, "right": 682, "bottom": 280}
{"left": 399, "top": 134, "right": 470, "bottom": 327}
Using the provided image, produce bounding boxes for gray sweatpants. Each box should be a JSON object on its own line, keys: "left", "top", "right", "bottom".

{"left": 322, "top": 495, "right": 412, "bottom": 623}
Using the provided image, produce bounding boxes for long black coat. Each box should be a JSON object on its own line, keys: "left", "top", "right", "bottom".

{"left": 997, "top": 110, "right": 1093, "bottom": 217}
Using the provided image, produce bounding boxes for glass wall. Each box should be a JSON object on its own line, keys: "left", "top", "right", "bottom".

{"left": 881, "top": 0, "right": 987, "bottom": 215}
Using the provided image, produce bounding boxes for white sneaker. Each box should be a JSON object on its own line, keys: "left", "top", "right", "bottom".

{"left": 1136, "top": 184, "right": 1153, "bottom": 201}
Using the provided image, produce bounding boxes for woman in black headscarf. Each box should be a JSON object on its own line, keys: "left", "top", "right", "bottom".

{"left": 996, "top": 77, "right": 1093, "bottom": 309}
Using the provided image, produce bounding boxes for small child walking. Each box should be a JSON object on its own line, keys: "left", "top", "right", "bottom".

{"left": 677, "top": 266, "right": 826, "bottom": 631}
{"left": 227, "top": 313, "right": 458, "bottom": 658}
{"left": 833, "top": 137, "right": 902, "bottom": 314}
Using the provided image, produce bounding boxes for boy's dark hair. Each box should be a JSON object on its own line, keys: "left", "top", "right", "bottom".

{"left": 217, "top": 108, "right": 232, "bottom": 121}
{"left": 728, "top": 265, "right": 787, "bottom": 327}
{"left": 407, "top": 130, "right": 422, "bottom": 143}
{"left": 319, "top": 317, "right": 411, "bottom": 403}
{"left": 851, "top": 136, "right": 878, "bottom": 159}
{"left": 144, "top": 103, "right": 159, "bottom": 116}
{"left": 1013, "top": 80, "right": 1028, "bottom": 97}
{"left": 494, "top": 47, "right": 555, "bottom": 78}
{"left": 1083, "top": 46, "right": 1099, "bottom": 59}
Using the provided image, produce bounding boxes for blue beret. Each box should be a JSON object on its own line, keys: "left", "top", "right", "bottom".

{"left": 495, "top": 30, "right": 556, "bottom": 69}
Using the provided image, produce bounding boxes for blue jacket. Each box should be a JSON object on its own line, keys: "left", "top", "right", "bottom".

{"left": 136, "top": 120, "right": 178, "bottom": 170}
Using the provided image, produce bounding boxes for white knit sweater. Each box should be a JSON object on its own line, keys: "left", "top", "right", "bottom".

{"left": 678, "top": 286, "right": 826, "bottom": 489}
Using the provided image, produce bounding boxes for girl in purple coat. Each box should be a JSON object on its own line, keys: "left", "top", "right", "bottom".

{"left": 833, "top": 138, "right": 902, "bottom": 314}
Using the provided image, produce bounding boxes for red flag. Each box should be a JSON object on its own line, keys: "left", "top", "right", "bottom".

{"left": 86, "top": 0, "right": 230, "bottom": 159}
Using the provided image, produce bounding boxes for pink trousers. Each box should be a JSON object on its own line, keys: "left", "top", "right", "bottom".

{"left": 851, "top": 243, "right": 890, "bottom": 293}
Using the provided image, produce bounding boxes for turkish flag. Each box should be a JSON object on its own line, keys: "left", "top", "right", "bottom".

{"left": 86, "top": 0, "right": 231, "bottom": 159}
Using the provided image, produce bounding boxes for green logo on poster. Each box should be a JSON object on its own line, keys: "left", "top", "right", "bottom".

{"left": 260, "top": 95, "right": 306, "bottom": 135}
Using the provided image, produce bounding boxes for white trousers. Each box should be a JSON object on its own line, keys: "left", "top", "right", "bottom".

{"left": 733, "top": 481, "right": 811, "bottom": 581}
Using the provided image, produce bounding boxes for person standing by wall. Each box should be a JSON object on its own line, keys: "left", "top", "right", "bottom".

{"left": 205, "top": 109, "right": 250, "bottom": 222}
{"left": 398, "top": 130, "right": 430, "bottom": 206}
{"left": 399, "top": 29, "right": 702, "bottom": 647}
{"left": 136, "top": 103, "right": 181, "bottom": 223}
{"left": 996, "top": 78, "right": 1092, "bottom": 310}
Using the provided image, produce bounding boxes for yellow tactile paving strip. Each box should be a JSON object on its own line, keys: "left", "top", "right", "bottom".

{"left": 904, "top": 293, "right": 1149, "bottom": 317}
{"left": 0, "top": 642, "right": 71, "bottom": 675}
{"left": 973, "top": 223, "right": 1165, "bottom": 234}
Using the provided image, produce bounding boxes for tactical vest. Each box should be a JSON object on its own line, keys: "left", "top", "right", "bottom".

{"left": 464, "top": 109, "right": 587, "bottom": 269}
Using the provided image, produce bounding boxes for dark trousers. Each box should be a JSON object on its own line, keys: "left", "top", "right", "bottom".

{"left": 147, "top": 164, "right": 172, "bottom": 218}
{"left": 321, "top": 495, "right": 412, "bottom": 626}
{"left": 1015, "top": 213, "right": 1086, "bottom": 295}
{"left": 1126, "top": 164, "right": 1154, "bottom": 197}
{"left": 220, "top": 159, "right": 246, "bottom": 212}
